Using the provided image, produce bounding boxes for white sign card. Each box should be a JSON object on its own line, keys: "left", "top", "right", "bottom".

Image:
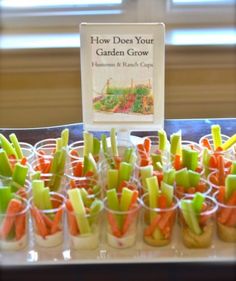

{"left": 80, "top": 23, "right": 165, "bottom": 131}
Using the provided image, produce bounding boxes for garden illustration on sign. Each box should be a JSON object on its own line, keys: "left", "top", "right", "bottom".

{"left": 93, "top": 79, "right": 154, "bottom": 115}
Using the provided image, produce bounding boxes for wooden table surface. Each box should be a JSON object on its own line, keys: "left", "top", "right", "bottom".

{"left": 1, "top": 118, "right": 236, "bottom": 281}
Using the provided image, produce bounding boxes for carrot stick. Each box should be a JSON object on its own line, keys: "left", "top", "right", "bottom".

{"left": 15, "top": 204, "right": 26, "bottom": 240}
{"left": 0, "top": 199, "right": 22, "bottom": 239}
{"left": 31, "top": 206, "right": 49, "bottom": 237}
{"left": 144, "top": 214, "right": 161, "bottom": 236}
{"left": 201, "top": 138, "right": 212, "bottom": 150}
{"left": 50, "top": 208, "right": 63, "bottom": 234}
{"left": 41, "top": 213, "right": 53, "bottom": 229}
{"left": 114, "top": 156, "right": 122, "bottom": 170}
{"left": 217, "top": 186, "right": 225, "bottom": 203}
{"left": 20, "top": 157, "right": 27, "bottom": 165}
{"left": 158, "top": 210, "right": 174, "bottom": 233}
{"left": 209, "top": 174, "right": 219, "bottom": 185}
{"left": 74, "top": 161, "right": 83, "bottom": 177}
{"left": 16, "top": 188, "right": 27, "bottom": 199}
{"left": 217, "top": 155, "right": 225, "bottom": 185}
{"left": 140, "top": 158, "right": 150, "bottom": 167}
{"left": 107, "top": 212, "right": 122, "bottom": 237}
{"left": 137, "top": 143, "right": 149, "bottom": 160}
{"left": 70, "top": 149, "right": 79, "bottom": 160}
{"left": 225, "top": 210, "right": 236, "bottom": 227}
{"left": 209, "top": 155, "right": 217, "bottom": 168}
{"left": 84, "top": 170, "right": 94, "bottom": 177}
{"left": 65, "top": 200, "right": 79, "bottom": 236}
{"left": 173, "top": 154, "right": 182, "bottom": 170}
{"left": 144, "top": 138, "right": 151, "bottom": 154}
{"left": 218, "top": 191, "right": 236, "bottom": 224}
{"left": 158, "top": 194, "right": 167, "bottom": 209}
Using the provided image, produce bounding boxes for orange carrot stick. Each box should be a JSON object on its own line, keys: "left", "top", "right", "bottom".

{"left": 217, "top": 155, "right": 225, "bottom": 185}
{"left": 74, "top": 161, "right": 83, "bottom": 177}
{"left": 41, "top": 213, "right": 53, "bottom": 229}
{"left": 158, "top": 211, "right": 173, "bottom": 233}
{"left": 0, "top": 199, "right": 22, "bottom": 239}
{"left": 15, "top": 204, "right": 26, "bottom": 240}
{"left": 173, "top": 154, "right": 182, "bottom": 170}
{"left": 201, "top": 138, "right": 212, "bottom": 150}
{"left": 144, "top": 214, "right": 161, "bottom": 236}
{"left": 218, "top": 191, "right": 236, "bottom": 224}
{"left": 50, "top": 208, "right": 63, "bottom": 234}
{"left": 107, "top": 212, "right": 122, "bottom": 237}
{"left": 158, "top": 194, "right": 167, "bottom": 209}
{"left": 65, "top": 200, "right": 79, "bottom": 236}
{"left": 20, "top": 157, "right": 27, "bottom": 165}
{"left": 217, "top": 186, "right": 225, "bottom": 203}
{"left": 137, "top": 143, "right": 149, "bottom": 160}
{"left": 209, "top": 155, "right": 217, "bottom": 168}
{"left": 225, "top": 210, "right": 236, "bottom": 227}
{"left": 31, "top": 206, "right": 49, "bottom": 237}
{"left": 144, "top": 138, "right": 151, "bottom": 154}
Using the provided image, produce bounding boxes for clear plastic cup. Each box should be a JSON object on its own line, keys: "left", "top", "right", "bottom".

{"left": 103, "top": 196, "right": 140, "bottom": 249}
{"left": 0, "top": 195, "right": 29, "bottom": 251}
{"left": 30, "top": 192, "right": 65, "bottom": 248}
{"left": 179, "top": 195, "right": 217, "bottom": 248}
{"left": 207, "top": 170, "right": 228, "bottom": 195}
{"left": 141, "top": 193, "right": 178, "bottom": 247}
{"left": 66, "top": 197, "right": 103, "bottom": 250}
{"left": 19, "top": 142, "right": 35, "bottom": 164}
{"left": 0, "top": 176, "right": 31, "bottom": 199}
{"left": 214, "top": 191, "right": 236, "bottom": 243}
{"left": 34, "top": 138, "right": 58, "bottom": 160}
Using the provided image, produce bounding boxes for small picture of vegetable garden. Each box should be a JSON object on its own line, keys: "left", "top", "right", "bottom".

{"left": 93, "top": 79, "right": 154, "bottom": 115}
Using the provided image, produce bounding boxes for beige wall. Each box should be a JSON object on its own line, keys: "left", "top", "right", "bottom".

{"left": 1, "top": 46, "right": 235, "bottom": 128}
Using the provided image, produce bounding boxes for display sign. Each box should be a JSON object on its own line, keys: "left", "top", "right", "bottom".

{"left": 80, "top": 23, "right": 165, "bottom": 131}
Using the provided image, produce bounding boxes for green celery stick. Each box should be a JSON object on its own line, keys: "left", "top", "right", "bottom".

{"left": 106, "top": 188, "right": 121, "bottom": 228}
{"left": 123, "top": 147, "right": 133, "bottom": 163}
{"left": 161, "top": 182, "right": 174, "bottom": 207}
{"left": 32, "top": 180, "right": 45, "bottom": 209}
{"left": 80, "top": 188, "right": 92, "bottom": 207}
{"left": 154, "top": 161, "right": 163, "bottom": 172}
{"left": 181, "top": 199, "right": 202, "bottom": 235}
{"left": 152, "top": 227, "right": 164, "bottom": 240}
{"left": 151, "top": 153, "right": 162, "bottom": 165}
{"left": 111, "top": 128, "right": 118, "bottom": 157}
{"left": 188, "top": 170, "right": 200, "bottom": 187}
{"left": 118, "top": 162, "right": 133, "bottom": 185}
{"left": 31, "top": 171, "right": 41, "bottom": 180}
{"left": 202, "top": 147, "right": 210, "bottom": 167}
{"left": 93, "top": 184, "right": 101, "bottom": 195}
{"left": 42, "top": 187, "right": 53, "bottom": 210}
{"left": 93, "top": 137, "right": 100, "bottom": 156}
{"left": 12, "top": 163, "right": 28, "bottom": 187}
{"left": 89, "top": 199, "right": 103, "bottom": 225}
{"left": 58, "top": 149, "right": 67, "bottom": 173}
{"left": 192, "top": 192, "right": 205, "bottom": 213}
{"left": 120, "top": 187, "right": 133, "bottom": 212}
{"left": 225, "top": 175, "right": 236, "bottom": 200}
{"left": 68, "top": 189, "right": 91, "bottom": 234}
{"left": 128, "top": 151, "right": 137, "bottom": 165}
{"left": 170, "top": 131, "right": 182, "bottom": 156}
{"left": 0, "top": 149, "right": 13, "bottom": 177}
{"left": 61, "top": 128, "right": 69, "bottom": 147}
{"left": 158, "top": 129, "right": 167, "bottom": 151}
{"left": 182, "top": 148, "right": 199, "bottom": 171}
{"left": 88, "top": 153, "right": 98, "bottom": 174}
{"left": 140, "top": 165, "right": 153, "bottom": 190}
{"left": 175, "top": 168, "right": 189, "bottom": 189}
{"left": 101, "top": 134, "right": 114, "bottom": 168}
{"left": 146, "top": 176, "right": 159, "bottom": 222}
{"left": 163, "top": 169, "right": 175, "bottom": 185}
{"left": 230, "top": 161, "right": 236, "bottom": 174}
{"left": 9, "top": 133, "right": 23, "bottom": 159}
{"left": 0, "top": 134, "right": 17, "bottom": 157}
{"left": 211, "top": 124, "right": 222, "bottom": 150}
{"left": 107, "top": 169, "right": 119, "bottom": 190}
{"left": 221, "top": 134, "right": 236, "bottom": 151}
{"left": 49, "top": 151, "right": 61, "bottom": 174}
{"left": 56, "top": 138, "right": 63, "bottom": 152}
{"left": 0, "top": 186, "right": 13, "bottom": 213}
{"left": 83, "top": 131, "right": 93, "bottom": 157}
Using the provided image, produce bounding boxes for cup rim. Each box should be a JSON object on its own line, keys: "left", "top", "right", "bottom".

{"left": 213, "top": 190, "right": 236, "bottom": 209}
{"left": 179, "top": 194, "right": 218, "bottom": 216}
{"left": 140, "top": 192, "right": 179, "bottom": 212}
{"left": 29, "top": 191, "right": 65, "bottom": 214}
{"left": 103, "top": 196, "right": 140, "bottom": 215}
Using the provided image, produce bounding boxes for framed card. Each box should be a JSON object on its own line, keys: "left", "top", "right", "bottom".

{"left": 80, "top": 23, "right": 165, "bottom": 131}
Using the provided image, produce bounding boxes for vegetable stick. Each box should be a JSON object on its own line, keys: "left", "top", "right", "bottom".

{"left": 31, "top": 206, "right": 49, "bottom": 237}
{"left": 218, "top": 191, "right": 236, "bottom": 224}
{"left": 0, "top": 134, "right": 17, "bottom": 157}
{"left": 9, "top": 133, "right": 24, "bottom": 159}
{"left": 12, "top": 163, "right": 28, "bottom": 187}
{"left": 211, "top": 125, "right": 222, "bottom": 150}
{"left": 0, "top": 186, "right": 12, "bottom": 213}
{"left": 157, "top": 211, "right": 173, "bottom": 234}
{"left": 74, "top": 161, "right": 83, "bottom": 177}
{"left": 65, "top": 199, "right": 79, "bottom": 236}
{"left": 0, "top": 149, "right": 13, "bottom": 177}
{"left": 201, "top": 138, "right": 212, "bottom": 150}
{"left": 111, "top": 128, "right": 119, "bottom": 157}
{"left": 221, "top": 134, "right": 236, "bottom": 151}
{"left": 225, "top": 175, "right": 236, "bottom": 200}
{"left": 144, "top": 214, "right": 161, "bottom": 236}
{"left": 173, "top": 154, "right": 182, "bottom": 170}
{"left": 144, "top": 138, "right": 151, "bottom": 154}
{"left": 158, "top": 129, "right": 167, "bottom": 151}
{"left": 108, "top": 169, "right": 119, "bottom": 190}
{"left": 161, "top": 182, "right": 174, "bottom": 207}
{"left": 50, "top": 208, "right": 63, "bottom": 234}
{"left": 83, "top": 131, "right": 93, "bottom": 157}
{"left": 158, "top": 194, "right": 167, "bottom": 209}
{"left": 107, "top": 212, "right": 122, "bottom": 237}
{"left": 0, "top": 199, "right": 22, "bottom": 239}
{"left": 61, "top": 128, "right": 69, "bottom": 147}
{"left": 15, "top": 204, "right": 26, "bottom": 240}
{"left": 225, "top": 210, "right": 236, "bottom": 227}
{"left": 146, "top": 176, "right": 159, "bottom": 222}
{"left": 217, "top": 155, "right": 225, "bottom": 185}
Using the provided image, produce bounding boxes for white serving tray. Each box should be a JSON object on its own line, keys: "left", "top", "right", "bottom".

{"left": 1, "top": 218, "right": 235, "bottom": 266}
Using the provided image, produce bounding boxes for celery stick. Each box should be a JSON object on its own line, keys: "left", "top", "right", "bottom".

{"left": 170, "top": 131, "right": 181, "bottom": 156}
{"left": 146, "top": 176, "right": 159, "bottom": 222}
{"left": 163, "top": 169, "right": 175, "bottom": 185}
{"left": 93, "top": 184, "right": 101, "bottom": 196}
{"left": 0, "top": 149, "right": 13, "bottom": 177}
{"left": 221, "top": 134, "right": 236, "bottom": 151}
{"left": 154, "top": 161, "right": 163, "bottom": 172}
{"left": 181, "top": 199, "right": 202, "bottom": 235}
{"left": 88, "top": 153, "right": 98, "bottom": 174}
{"left": 31, "top": 171, "right": 41, "bottom": 180}
{"left": 175, "top": 168, "right": 189, "bottom": 189}
{"left": 106, "top": 188, "right": 121, "bottom": 228}
{"left": 107, "top": 169, "right": 119, "bottom": 190}
{"left": 61, "top": 128, "right": 69, "bottom": 147}
{"left": 49, "top": 151, "right": 61, "bottom": 174}
{"left": 101, "top": 134, "right": 108, "bottom": 155}
{"left": 80, "top": 188, "right": 92, "bottom": 207}
{"left": 140, "top": 165, "right": 153, "bottom": 190}
{"left": 89, "top": 199, "right": 103, "bottom": 225}
{"left": 0, "top": 134, "right": 17, "bottom": 157}
{"left": 42, "top": 187, "right": 53, "bottom": 210}
{"left": 118, "top": 162, "right": 132, "bottom": 185}
{"left": 230, "top": 161, "right": 236, "bottom": 174}
{"left": 129, "top": 151, "right": 137, "bottom": 165}
{"left": 111, "top": 128, "right": 118, "bottom": 157}
{"left": 158, "top": 129, "right": 167, "bottom": 151}
{"left": 83, "top": 131, "right": 93, "bottom": 157}
{"left": 9, "top": 133, "right": 23, "bottom": 159}
{"left": 151, "top": 153, "right": 162, "bottom": 165}
{"left": 192, "top": 192, "right": 205, "bottom": 213}
{"left": 188, "top": 170, "right": 200, "bottom": 187}
{"left": 161, "top": 182, "right": 174, "bottom": 207}
{"left": 12, "top": 163, "right": 28, "bottom": 187}
{"left": 123, "top": 147, "right": 133, "bottom": 163}
{"left": 93, "top": 137, "right": 100, "bottom": 156}
{"left": 56, "top": 138, "right": 63, "bottom": 152}
{"left": 0, "top": 186, "right": 12, "bottom": 213}
{"left": 202, "top": 147, "right": 210, "bottom": 167}
{"left": 120, "top": 187, "right": 133, "bottom": 212}
{"left": 211, "top": 124, "right": 222, "bottom": 150}
{"left": 32, "top": 180, "right": 45, "bottom": 209}
{"left": 225, "top": 175, "right": 236, "bottom": 200}
{"left": 68, "top": 189, "right": 91, "bottom": 234}
{"left": 182, "top": 148, "right": 198, "bottom": 171}
{"left": 58, "top": 149, "right": 67, "bottom": 173}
